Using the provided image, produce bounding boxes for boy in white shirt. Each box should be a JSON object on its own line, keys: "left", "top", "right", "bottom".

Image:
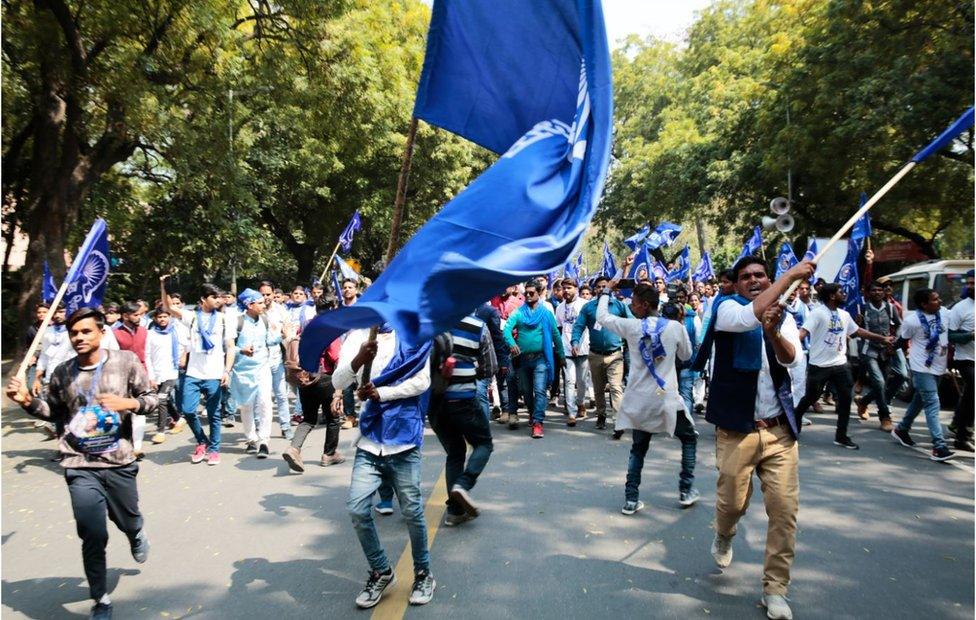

{"left": 146, "top": 308, "right": 187, "bottom": 444}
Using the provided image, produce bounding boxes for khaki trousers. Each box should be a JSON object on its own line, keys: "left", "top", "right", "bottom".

{"left": 714, "top": 424, "right": 798, "bottom": 596}
{"left": 587, "top": 350, "right": 624, "bottom": 418}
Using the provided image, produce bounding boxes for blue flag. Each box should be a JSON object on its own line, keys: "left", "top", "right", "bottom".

{"left": 600, "top": 241, "right": 617, "bottom": 277}
{"left": 63, "top": 219, "right": 110, "bottom": 316}
{"left": 835, "top": 237, "right": 861, "bottom": 315}
{"left": 42, "top": 261, "right": 58, "bottom": 304}
{"left": 624, "top": 225, "right": 650, "bottom": 251}
{"left": 627, "top": 244, "right": 652, "bottom": 281}
{"left": 300, "top": 0, "right": 613, "bottom": 369}
{"left": 335, "top": 255, "right": 360, "bottom": 282}
{"left": 774, "top": 243, "right": 798, "bottom": 280}
{"left": 338, "top": 210, "right": 362, "bottom": 253}
{"left": 802, "top": 238, "right": 818, "bottom": 284}
{"left": 670, "top": 245, "right": 691, "bottom": 281}
{"left": 911, "top": 107, "right": 975, "bottom": 163}
{"left": 575, "top": 252, "right": 585, "bottom": 278}
{"left": 850, "top": 192, "right": 872, "bottom": 246}
{"left": 331, "top": 269, "right": 342, "bottom": 297}
{"left": 563, "top": 257, "right": 579, "bottom": 282}
{"left": 646, "top": 222, "right": 682, "bottom": 251}
{"left": 651, "top": 260, "right": 669, "bottom": 281}
{"left": 736, "top": 226, "right": 763, "bottom": 263}
{"left": 691, "top": 251, "right": 714, "bottom": 283}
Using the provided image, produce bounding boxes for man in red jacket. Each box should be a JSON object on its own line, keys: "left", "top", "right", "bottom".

{"left": 114, "top": 301, "right": 148, "bottom": 370}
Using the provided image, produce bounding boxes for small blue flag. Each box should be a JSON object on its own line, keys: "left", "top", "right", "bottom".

{"left": 835, "top": 237, "right": 862, "bottom": 315}
{"left": 335, "top": 255, "right": 360, "bottom": 282}
{"left": 624, "top": 225, "right": 650, "bottom": 251}
{"left": 646, "top": 222, "right": 682, "bottom": 251}
{"left": 774, "top": 242, "right": 799, "bottom": 280}
{"left": 42, "top": 261, "right": 58, "bottom": 304}
{"left": 850, "top": 192, "right": 872, "bottom": 246}
{"left": 563, "top": 257, "right": 579, "bottom": 282}
{"left": 627, "top": 244, "right": 652, "bottom": 281}
{"left": 911, "top": 107, "right": 975, "bottom": 163}
{"left": 802, "top": 238, "right": 818, "bottom": 284}
{"left": 600, "top": 241, "right": 617, "bottom": 277}
{"left": 692, "top": 252, "right": 714, "bottom": 283}
{"left": 651, "top": 260, "right": 669, "bottom": 281}
{"left": 63, "top": 219, "right": 110, "bottom": 316}
{"left": 736, "top": 226, "right": 763, "bottom": 263}
{"left": 338, "top": 211, "right": 362, "bottom": 253}
{"left": 331, "top": 269, "right": 342, "bottom": 297}
{"left": 670, "top": 245, "right": 691, "bottom": 281}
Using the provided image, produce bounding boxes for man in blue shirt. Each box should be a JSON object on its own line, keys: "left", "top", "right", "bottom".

{"left": 572, "top": 275, "right": 632, "bottom": 434}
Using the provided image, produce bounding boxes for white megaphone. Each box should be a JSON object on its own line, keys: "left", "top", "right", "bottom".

{"left": 770, "top": 196, "right": 790, "bottom": 215}
{"left": 762, "top": 214, "right": 795, "bottom": 233}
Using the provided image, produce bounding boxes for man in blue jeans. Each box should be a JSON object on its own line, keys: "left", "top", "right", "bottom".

{"left": 333, "top": 326, "right": 435, "bottom": 608}
{"left": 891, "top": 288, "right": 955, "bottom": 461}
{"left": 163, "top": 281, "right": 235, "bottom": 466}
{"left": 503, "top": 281, "right": 564, "bottom": 438}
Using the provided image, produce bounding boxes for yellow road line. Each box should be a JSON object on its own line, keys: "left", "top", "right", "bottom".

{"left": 370, "top": 465, "right": 449, "bottom": 620}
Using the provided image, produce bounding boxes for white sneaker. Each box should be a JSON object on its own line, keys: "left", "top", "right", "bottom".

{"left": 762, "top": 594, "right": 793, "bottom": 619}
{"left": 711, "top": 533, "right": 733, "bottom": 568}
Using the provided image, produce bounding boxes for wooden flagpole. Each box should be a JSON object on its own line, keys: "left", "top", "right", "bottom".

{"left": 16, "top": 277, "right": 73, "bottom": 382}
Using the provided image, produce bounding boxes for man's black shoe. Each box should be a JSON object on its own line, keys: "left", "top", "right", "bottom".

{"left": 89, "top": 602, "right": 113, "bottom": 620}
{"left": 891, "top": 428, "right": 916, "bottom": 448}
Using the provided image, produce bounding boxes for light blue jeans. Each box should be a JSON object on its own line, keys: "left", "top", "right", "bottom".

{"left": 897, "top": 371, "right": 947, "bottom": 450}
{"left": 269, "top": 360, "right": 291, "bottom": 429}
{"left": 517, "top": 354, "right": 550, "bottom": 424}
{"left": 678, "top": 368, "right": 699, "bottom": 416}
{"left": 475, "top": 377, "right": 491, "bottom": 420}
{"left": 347, "top": 448, "right": 430, "bottom": 574}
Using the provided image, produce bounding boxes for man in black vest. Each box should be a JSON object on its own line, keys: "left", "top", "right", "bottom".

{"left": 694, "top": 256, "right": 813, "bottom": 620}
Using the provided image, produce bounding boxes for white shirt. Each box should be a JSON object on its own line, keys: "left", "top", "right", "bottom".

{"left": 264, "top": 304, "right": 288, "bottom": 366}
{"left": 556, "top": 297, "right": 589, "bottom": 356}
{"left": 146, "top": 327, "right": 187, "bottom": 383}
{"left": 596, "top": 295, "right": 691, "bottom": 435}
{"left": 803, "top": 305, "right": 858, "bottom": 368}
{"left": 37, "top": 325, "right": 75, "bottom": 380}
{"left": 901, "top": 308, "right": 950, "bottom": 375}
{"left": 332, "top": 329, "right": 431, "bottom": 455}
{"left": 948, "top": 297, "right": 974, "bottom": 362}
{"left": 715, "top": 300, "right": 803, "bottom": 420}
{"left": 181, "top": 311, "right": 231, "bottom": 380}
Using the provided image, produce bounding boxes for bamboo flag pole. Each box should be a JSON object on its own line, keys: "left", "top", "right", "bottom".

{"left": 317, "top": 239, "right": 343, "bottom": 287}
{"left": 360, "top": 117, "right": 420, "bottom": 381}
{"left": 16, "top": 276, "right": 73, "bottom": 382}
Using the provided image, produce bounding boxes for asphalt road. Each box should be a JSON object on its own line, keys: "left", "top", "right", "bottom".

{"left": 2, "top": 396, "right": 973, "bottom": 619}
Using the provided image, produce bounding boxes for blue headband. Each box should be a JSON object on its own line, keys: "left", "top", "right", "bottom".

{"left": 237, "top": 288, "right": 263, "bottom": 311}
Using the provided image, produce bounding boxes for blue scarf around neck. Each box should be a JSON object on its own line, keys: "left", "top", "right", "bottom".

{"left": 153, "top": 322, "right": 180, "bottom": 369}
{"left": 518, "top": 303, "right": 557, "bottom": 383}
{"left": 917, "top": 310, "right": 943, "bottom": 367}
{"left": 196, "top": 309, "right": 218, "bottom": 352}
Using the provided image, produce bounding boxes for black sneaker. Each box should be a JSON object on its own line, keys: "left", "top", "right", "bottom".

{"left": 408, "top": 571, "right": 436, "bottom": 605}
{"left": 130, "top": 530, "right": 150, "bottom": 564}
{"left": 244, "top": 441, "right": 258, "bottom": 454}
{"left": 954, "top": 439, "right": 975, "bottom": 452}
{"left": 89, "top": 602, "right": 113, "bottom": 620}
{"left": 833, "top": 436, "right": 859, "bottom": 450}
{"left": 355, "top": 569, "right": 396, "bottom": 609}
{"left": 931, "top": 446, "right": 956, "bottom": 462}
{"left": 595, "top": 416, "right": 606, "bottom": 430}
{"left": 449, "top": 485, "right": 480, "bottom": 517}
{"left": 891, "top": 428, "right": 916, "bottom": 447}
{"left": 679, "top": 488, "right": 701, "bottom": 507}
{"left": 621, "top": 500, "right": 644, "bottom": 515}
{"left": 611, "top": 430, "right": 624, "bottom": 440}
{"left": 257, "top": 444, "right": 270, "bottom": 459}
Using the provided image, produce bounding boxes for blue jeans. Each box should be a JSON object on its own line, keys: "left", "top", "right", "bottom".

{"left": 181, "top": 376, "right": 222, "bottom": 452}
{"left": 495, "top": 370, "right": 510, "bottom": 412}
{"left": 475, "top": 378, "right": 491, "bottom": 420}
{"left": 859, "top": 356, "right": 892, "bottom": 418}
{"left": 625, "top": 413, "right": 697, "bottom": 501}
{"left": 678, "top": 369, "right": 699, "bottom": 416}
{"left": 347, "top": 448, "right": 430, "bottom": 574}
{"left": 897, "top": 371, "right": 947, "bottom": 450}
{"left": 517, "top": 354, "right": 550, "bottom": 424}
{"left": 505, "top": 366, "right": 521, "bottom": 414}
{"left": 429, "top": 397, "right": 494, "bottom": 516}
{"left": 270, "top": 361, "right": 291, "bottom": 429}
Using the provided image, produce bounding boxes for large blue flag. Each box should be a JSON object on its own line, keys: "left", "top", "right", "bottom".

{"left": 646, "top": 222, "right": 682, "bottom": 251}
{"left": 627, "top": 243, "right": 652, "bottom": 281}
{"left": 691, "top": 251, "right": 714, "bottom": 283}
{"left": 835, "top": 237, "right": 861, "bottom": 315}
{"left": 774, "top": 242, "right": 799, "bottom": 280}
{"left": 911, "top": 107, "right": 975, "bottom": 163}
{"left": 850, "top": 192, "right": 872, "bottom": 246}
{"left": 651, "top": 260, "right": 669, "bottom": 281}
{"left": 624, "top": 225, "right": 650, "bottom": 251}
{"left": 63, "top": 219, "right": 110, "bottom": 315}
{"left": 736, "top": 226, "right": 763, "bottom": 263}
{"left": 338, "top": 210, "right": 362, "bottom": 253}
{"left": 300, "top": 0, "right": 613, "bottom": 369}
{"left": 42, "top": 261, "right": 58, "bottom": 304}
{"left": 670, "top": 245, "right": 691, "bottom": 281}
{"left": 600, "top": 241, "right": 617, "bottom": 277}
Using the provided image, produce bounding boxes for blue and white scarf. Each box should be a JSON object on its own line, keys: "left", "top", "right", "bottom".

{"left": 639, "top": 317, "right": 669, "bottom": 393}
{"left": 196, "top": 309, "right": 218, "bottom": 352}
{"left": 917, "top": 310, "right": 943, "bottom": 367}
{"left": 152, "top": 321, "right": 180, "bottom": 369}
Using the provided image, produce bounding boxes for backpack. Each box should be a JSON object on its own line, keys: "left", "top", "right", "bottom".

{"left": 429, "top": 332, "right": 455, "bottom": 396}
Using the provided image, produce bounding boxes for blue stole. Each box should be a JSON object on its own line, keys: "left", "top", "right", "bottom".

{"left": 359, "top": 338, "right": 433, "bottom": 447}
{"left": 692, "top": 295, "right": 762, "bottom": 372}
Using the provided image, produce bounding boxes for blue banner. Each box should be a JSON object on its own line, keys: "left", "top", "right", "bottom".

{"left": 600, "top": 241, "right": 617, "bottom": 277}
{"left": 835, "top": 237, "right": 861, "bottom": 315}
{"left": 338, "top": 210, "right": 362, "bottom": 253}
{"left": 670, "top": 244, "right": 691, "bottom": 281}
{"left": 774, "top": 242, "right": 798, "bottom": 280}
{"left": 646, "top": 222, "right": 682, "bottom": 251}
{"left": 627, "top": 243, "right": 652, "bottom": 281}
{"left": 624, "top": 225, "right": 650, "bottom": 251}
{"left": 331, "top": 269, "right": 341, "bottom": 297}
{"left": 651, "top": 260, "right": 669, "bottom": 281}
{"left": 736, "top": 226, "right": 763, "bottom": 263}
{"left": 850, "top": 192, "right": 872, "bottom": 246}
{"left": 563, "top": 256, "right": 579, "bottom": 282}
{"left": 300, "top": 0, "right": 613, "bottom": 369}
{"left": 691, "top": 251, "right": 714, "bottom": 283}
{"left": 42, "top": 261, "right": 58, "bottom": 304}
{"left": 911, "top": 107, "right": 975, "bottom": 163}
{"left": 63, "top": 219, "right": 110, "bottom": 316}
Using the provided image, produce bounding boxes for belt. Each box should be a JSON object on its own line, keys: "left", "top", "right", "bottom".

{"left": 754, "top": 414, "right": 788, "bottom": 430}
{"left": 590, "top": 348, "right": 622, "bottom": 355}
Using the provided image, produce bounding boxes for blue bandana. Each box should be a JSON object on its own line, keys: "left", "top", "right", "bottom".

{"left": 237, "top": 288, "right": 263, "bottom": 312}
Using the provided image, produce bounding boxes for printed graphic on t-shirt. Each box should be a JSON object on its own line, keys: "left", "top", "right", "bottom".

{"left": 67, "top": 405, "right": 122, "bottom": 454}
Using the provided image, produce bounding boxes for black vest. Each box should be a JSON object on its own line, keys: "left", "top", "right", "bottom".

{"left": 705, "top": 328, "right": 800, "bottom": 438}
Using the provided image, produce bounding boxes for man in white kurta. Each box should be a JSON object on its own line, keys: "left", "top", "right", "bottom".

{"left": 596, "top": 281, "right": 698, "bottom": 514}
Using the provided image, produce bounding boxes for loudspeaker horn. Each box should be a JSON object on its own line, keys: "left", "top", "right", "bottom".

{"left": 770, "top": 197, "right": 790, "bottom": 215}
{"left": 775, "top": 213, "right": 795, "bottom": 233}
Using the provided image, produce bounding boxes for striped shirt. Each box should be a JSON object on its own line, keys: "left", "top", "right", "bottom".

{"left": 444, "top": 314, "right": 488, "bottom": 400}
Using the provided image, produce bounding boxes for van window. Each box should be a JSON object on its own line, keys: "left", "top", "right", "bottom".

{"left": 905, "top": 277, "right": 929, "bottom": 310}
{"left": 934, "top": 273, "right": 967, "bottom": 306}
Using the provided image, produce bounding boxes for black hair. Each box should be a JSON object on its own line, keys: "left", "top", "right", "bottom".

{"left": 913, "top": 287, "right": 937, "bottom": 308}
{"left": 868, "top": 280, "right": 884, "bottom": 290}
{"left": 524, "top": 280, "right": 540, "bottom": 293}
{"left": 579, "top": 285, "right": 592, "bottom": 293}
{"left": 632, "top": 282, "right": 660, "bottom": 309}
{"left": 593, "top": 275, "right": 610, "bottom": 286}
{"left": 121, "top": 301, "right": 142, "bottom": 315}
{"left": 316, "top": 295, "right": 338, "bottom": 313}
{"left": 731, "top": 256, "right": 767, "bottom": 281}
{"left": 35, "top": 302, "right": 50, "bottom": 310}
{"left": 259, "top": 280, "right": 274, "bottom": 290}
{"left": 292, "top": 284, "right": 306, "bottom": 293}
{"left": 341, "top": 278, "right": 358, "bottom": 287}
{"left": 66, "top": 307, "right": 106, "bottom": 330}
{"left": 719, "top": 269, "right": 735, "bottom": 282}
{"left": 821, "top": 282, "right": 842, "bottom": 299}
{"left": 169, "top": 292, "right": 182, "bottom": 302}
{"left": 200, "top": 283, "right": 221, "bottom": 299}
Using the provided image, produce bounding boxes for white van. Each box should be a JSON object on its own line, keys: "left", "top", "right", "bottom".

{"left": 878, "top": 259, "right": 974, "bottom": 310}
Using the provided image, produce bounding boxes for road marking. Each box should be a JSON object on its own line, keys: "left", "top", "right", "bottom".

{"left": 370, "top": 465, "right": 448, "bottom": 620}
{"left": 906, "top": 445, "right": 975, "bottom": 473}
